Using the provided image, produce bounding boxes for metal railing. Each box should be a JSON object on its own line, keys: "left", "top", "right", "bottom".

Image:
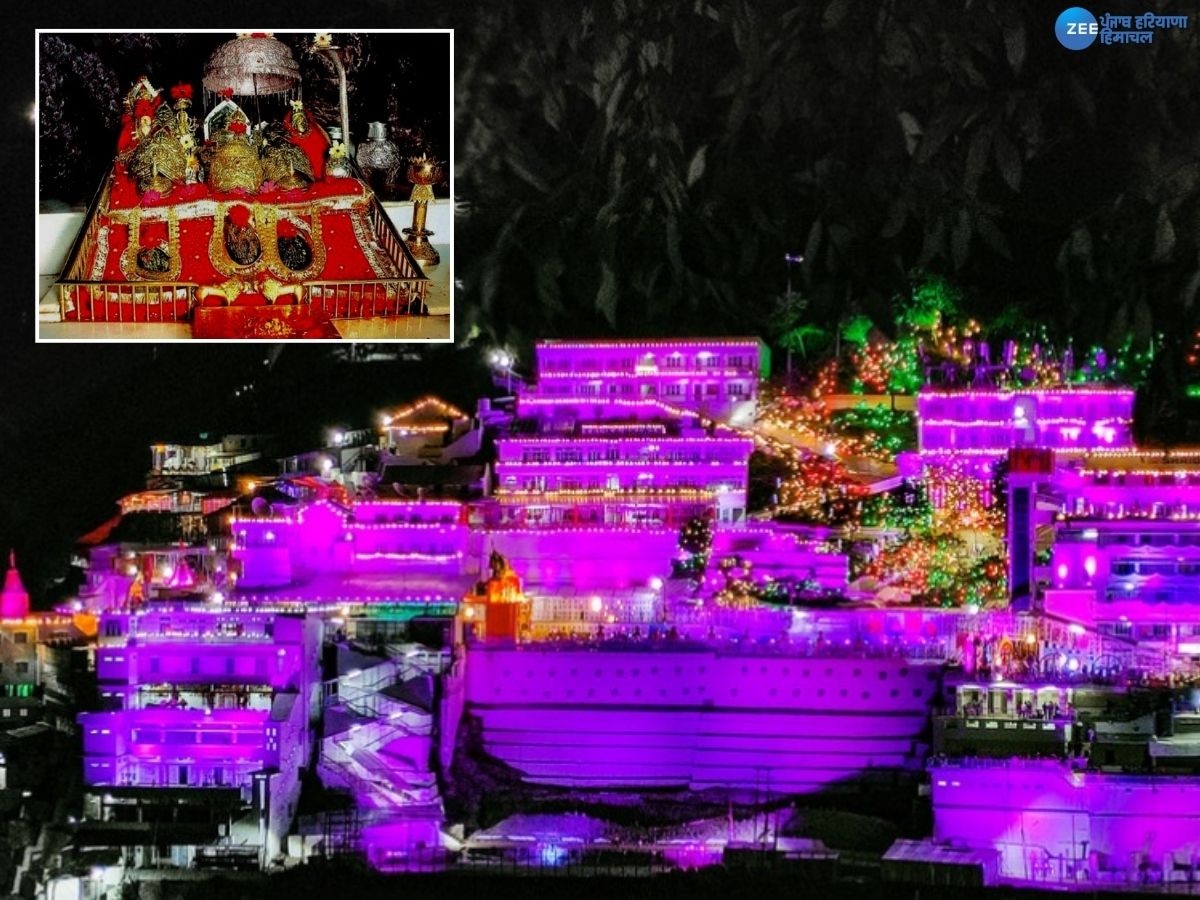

{"left": 54, "top": 171, "right": 431, "bottom": 325}
{"left": 59, "top": 281, "right": 196, "bottom": 323}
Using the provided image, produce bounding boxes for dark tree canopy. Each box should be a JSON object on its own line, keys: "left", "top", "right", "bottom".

{"left": 452, "top": 0, "right": 1200, "bottom": 370}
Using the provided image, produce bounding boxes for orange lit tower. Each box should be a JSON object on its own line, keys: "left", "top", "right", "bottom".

{"left": 460, "top": 550, "right": 529, "bottom": 642}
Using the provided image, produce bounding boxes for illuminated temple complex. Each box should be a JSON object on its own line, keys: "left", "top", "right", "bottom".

{"left": 50, "top": 35, "right": 433, "bottom": 339}
{"left": 36, "top": 337, "right": 1200, "bottom": 883}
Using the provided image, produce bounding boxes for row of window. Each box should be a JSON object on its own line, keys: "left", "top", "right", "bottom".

{"left": 539, "top": 383, "right": 751, "bottom": 398}
{"left": 1097, "top": 622, "right": 1175, "bottom": 638}
{"left": 540, "top": 355, "right": 755, "bottom": 372}
{"left": 514, "top": 451, "right": 744, "bottom": 464}
{"left": 1110, "top": 560, "right": 1200, "bottom": 576}
{"left": 124, "top": 728, "right": 263, "bottom": 745}
{"left": 139, "top": 656, "right": 282, "bottom": 676}
{"left": 488, "top": 685, "right": 927, "bottom": 700}
{"left": 1095, "top": 532, "right": 1200, "bottom": 548}
{"left": 499, "top": 665, "right": 926, "bottom": 680}
{"left": 504, "top": 477, "right": 738, "bottom": 493}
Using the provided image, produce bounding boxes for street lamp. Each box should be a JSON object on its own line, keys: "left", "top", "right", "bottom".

{"left": 784, "top": 253, "right": 804, "bottom": 297}
{"left": 489, "top": 349, "right": 515, "bottom": 394}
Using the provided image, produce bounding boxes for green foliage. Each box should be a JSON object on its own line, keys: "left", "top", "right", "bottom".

{"left": 887, "top": 336, "right": 924, "bottom": 393}
{"left": 830, "top": 404, "right": 917, "bottom": 456}
{"left": 840, "top": 314, "right": 874, "bottom": 347}
{"left": 453, "top": 0, "right": 1200, "bottom": 410}
{"left": 859, "top": 481, "right": 931, "bottom": 531}
{"left": 678, "top": 515, "right": 714, "bottom": 558}
{"left": 897, "top": 273, "right": 961, "bottom": 331}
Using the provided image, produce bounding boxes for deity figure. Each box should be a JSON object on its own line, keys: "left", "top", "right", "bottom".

{"left": 260, "top": 121, "right": 313, "bottom": 191}
{"left": 284, "top": 100, "right": 330, "bottom": 179}
{"left": 223, "top": 204, "right": 262, "bottom": 265}
{"left": 277, "top": 218, "right": 313, "bottom": 270}
{"left": 170, "top": 82, "right": 196, "bottom": 137}
{"left": 180, "top": 134, "right": 202, "bottom": 184}
{"left": 129, "top": 100, "right": 186, "bottom": 196}
{"left": 207, "top": 118, "right": 263, "bottom": 194}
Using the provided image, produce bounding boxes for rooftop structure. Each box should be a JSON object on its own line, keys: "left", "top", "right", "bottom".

{"left": 2, "top": 552, "right": 30, "bottom": 619}
{"left": 524, "top": 338, "right": 766, "bottom": 426}
{"left": 495, "top": 405, "right": 751, "bottom": 528}
{"left": 149, "top": 434, "right": 269, "bottom": 485}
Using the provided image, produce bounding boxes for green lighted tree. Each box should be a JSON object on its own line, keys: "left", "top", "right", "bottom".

{"left": 841, "top": 314, "right": 875, "bottom": 348}
{"left": 897, "top": 273, "right": 962, "bottom": 332}
{"left": 677, "top": 514, "right": 714, "bottom": 578}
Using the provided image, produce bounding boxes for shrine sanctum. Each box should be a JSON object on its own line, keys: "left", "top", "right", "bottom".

{"left": 40, "top": 32, "right": 451, "bottom": 340}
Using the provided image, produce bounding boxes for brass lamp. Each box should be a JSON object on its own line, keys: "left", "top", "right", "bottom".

{"left": 403, "top": 154, "right": 443, "bottom": 267}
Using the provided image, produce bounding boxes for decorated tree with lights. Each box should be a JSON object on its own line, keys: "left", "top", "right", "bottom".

{"left": 774, "top": 455, "right": 870, "bottom": 525}
{"left": 676, "top": 514, "right": 713, "bottom": 578}
{"left": 712, "top": 555, "right": 759, "bottom": 609}
{"left": 861, "top": 532, "right": 1006, "bottom": 608}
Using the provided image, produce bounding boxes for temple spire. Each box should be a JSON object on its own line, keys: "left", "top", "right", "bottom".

{"left": 2, "top": 551, "right": 30, "bottom": 619}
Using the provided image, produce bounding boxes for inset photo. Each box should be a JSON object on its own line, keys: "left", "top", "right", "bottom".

{"left": 37, "top": 30, "right": 452, "bottom": 341}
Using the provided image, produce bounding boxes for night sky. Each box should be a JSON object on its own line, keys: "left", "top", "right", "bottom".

{"left": 5, "top": 1, "right": 1200, "bottom": 603}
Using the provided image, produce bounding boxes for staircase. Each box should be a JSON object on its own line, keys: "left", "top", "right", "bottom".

{"left": 318, "top": 666, "right": 449, "bottom": 871}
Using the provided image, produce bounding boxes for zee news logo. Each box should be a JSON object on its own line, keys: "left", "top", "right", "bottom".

{"left": 1056, "top": 6, "right": 1190, "bottom": 49}
{"left": 1057, "top": 8, "right": 1100, "bottom": 48}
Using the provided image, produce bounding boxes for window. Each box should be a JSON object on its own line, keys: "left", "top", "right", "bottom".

{"left": 15, "top": 662, "right": 29, "bottom": 675}
{"left": 14, "top": 632, "right": 27, "bottom": 644}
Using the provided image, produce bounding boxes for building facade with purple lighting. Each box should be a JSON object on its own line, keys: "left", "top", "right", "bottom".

{"left": 233, "top": 500, "right": 470, "bottom": 589}
{"left": 466, "top": 645, "right": 943, "bottom": 793}
{"left": 931, "top": 761, "right": 1200, "bottom": 884}
{"left": 917, "top": 388, "right": 1136, "bottom": 457}
{"left": 494, "top": 412, "right": 751, "bottom": 528}
{"left": 78, "top": 608, "right": 322, "bottom": 864}
{"left": 1039, "top": 452, "right": 1200, "bottom": 662}
{"left": 524, "top": 338, "right": 765, "bottom": 426}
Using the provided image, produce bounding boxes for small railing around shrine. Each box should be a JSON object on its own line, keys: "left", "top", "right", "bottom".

{"left": 55, "top": 172, "right": 431, "bottom": 325}
{"left": 302, "top": 199, "right": 429, "bottom": 318}
{"left": 58, "top": 281, "right": 197, "bottom": 323}
{"left": 55, "top": 178, "right": 195, "bottom": 323}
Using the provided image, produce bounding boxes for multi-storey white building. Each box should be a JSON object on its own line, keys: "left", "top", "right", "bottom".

{"left": 78, "top": 608, "right": 322, "bottom": 864}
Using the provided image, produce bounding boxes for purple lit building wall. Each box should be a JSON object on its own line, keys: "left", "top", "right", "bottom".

{"left": 233, "top": 500, "right": 469, "bottom": 589}
{"left": 1037, "top": 454, "right": 1200, "bottom": 658}
{"left": 917, "top": 389, "right": 1135, "bottom": 456}
{"left": 526, "top": 338, "right": 765, "bottom": 426}
{"left": 932, "top": 763, "right": 1200, "bottom": 882}
{"left": 466, "top": 646, "right": 940, "bottom": 792}
{"left": 79, "top": 609, "right": 322, "bottom": 859}
{"left": 493, "top": 429, "right": 750, "bottom": 527}
{"left": 488, "top": 527, "right": 679, "bottom": 590}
